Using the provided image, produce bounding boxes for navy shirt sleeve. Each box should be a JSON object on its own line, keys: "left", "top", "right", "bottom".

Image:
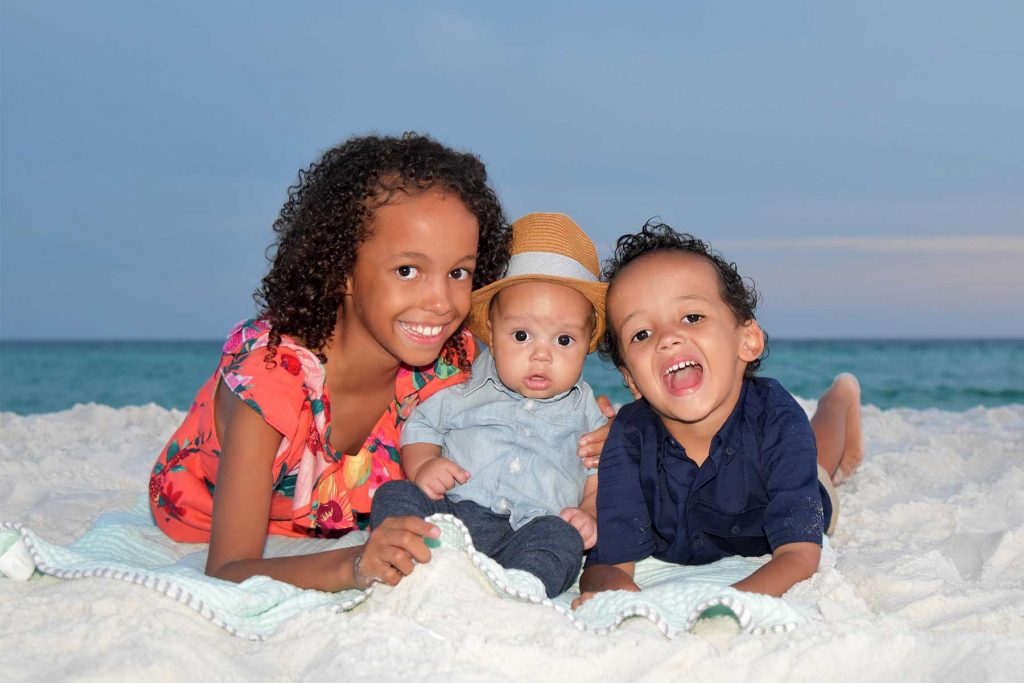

{"left": 760, "top": 383, "right": 825, "bottom": 549}
{"left": 588, "top": 403, "right": 656, "bottom": 566}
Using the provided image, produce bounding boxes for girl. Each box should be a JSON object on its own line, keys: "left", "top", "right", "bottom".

{"left": 149, "top": 134, "right": 611, "bottom": 592}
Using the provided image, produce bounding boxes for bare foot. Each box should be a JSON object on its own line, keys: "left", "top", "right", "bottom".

{"left": 830, "top": 373, "right": 863, "bottom": 484}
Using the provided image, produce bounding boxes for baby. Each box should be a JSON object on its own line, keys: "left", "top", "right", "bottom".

{"left": 576, "top": 222, "right": 862, "bottom": 605}
{"left": 371, "top": 213, "right": 609, "bottom": 598}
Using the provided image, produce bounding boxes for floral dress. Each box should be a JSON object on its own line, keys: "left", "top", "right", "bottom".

{"left": 149, "top": 318, "right": 473, "bottom": 542}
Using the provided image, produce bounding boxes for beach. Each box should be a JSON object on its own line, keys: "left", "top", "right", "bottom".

{"left": 2, "top": 397, "right": 1022, "bottom": 681}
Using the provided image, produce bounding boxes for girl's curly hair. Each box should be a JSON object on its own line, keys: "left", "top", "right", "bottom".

{"left": 598, "top": 220, "right": 768, "bottom": 377}
{"left": 254, "top": 133, "right": 511, "bottom": 370}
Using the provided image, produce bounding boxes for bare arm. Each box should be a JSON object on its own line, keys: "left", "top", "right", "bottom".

{"left": 206, "top": 392, "right": 438, "bottom": 591}
{"left": 732, "top": 541, "right": 821, "bottom": 597}
{"left": 402, "top": 442, "right": 444, "bottom": 481}
{"left": 571, "top": 561, "right": 639, "bottom": 609}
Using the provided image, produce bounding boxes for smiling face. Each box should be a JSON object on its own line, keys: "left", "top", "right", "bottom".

{"left": 342, "top": 189, "right": 480, "bottom": 368}
{"left": 607, "top": 251, "right": 764, "bottom": 442}
{"left": 487, "top": 281, "right": 594, "bottom": 399}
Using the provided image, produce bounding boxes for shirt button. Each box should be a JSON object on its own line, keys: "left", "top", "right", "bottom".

{"left": 523, "top": 428, "right": 532, "bottom": 437}
{"left": 725, "top": 447, "right": 734, "bottom": 455}
{"left": 509, "top": 457, "right": 522, "bottom": 473}
{"left": 523, "top": 400, "right": 534, "bottom": 411}
{"left": 731, "top": 525, "right": 741, "bottom": 534}
{"left": 497, "top": 498, "right": 509, "bottom": 512}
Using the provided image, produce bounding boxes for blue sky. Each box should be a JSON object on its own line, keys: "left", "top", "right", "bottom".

{"left": 2, "top": 1, "right": 1022, "bottom": 339}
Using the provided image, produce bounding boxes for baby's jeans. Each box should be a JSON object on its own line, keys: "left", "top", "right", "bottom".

{"left": 370, "top": 480, "right": 584, "bottom": 598}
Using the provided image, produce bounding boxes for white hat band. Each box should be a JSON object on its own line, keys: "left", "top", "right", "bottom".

{"left": 503, "top": 251, "right": 599, "bottom": 282}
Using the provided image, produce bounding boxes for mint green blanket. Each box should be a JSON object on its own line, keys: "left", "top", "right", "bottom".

{"left": 1, "top": 498, "right": 813, "bottom": 639}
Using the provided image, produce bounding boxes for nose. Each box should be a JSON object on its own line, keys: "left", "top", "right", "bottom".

{"left": 530, "top": 342, "right": 552, "bottom": 363}
{"left": 656, "top": 327, "right": 685, "bottom": 352}
{"left": 420, "top": 276, "right": 453, "bottom": 316}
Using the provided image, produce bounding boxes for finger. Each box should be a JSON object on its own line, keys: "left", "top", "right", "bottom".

{"left": 578, "top": 422, "right": 610, "bottom": 451}
{"left": 582, "top": 455, "right": 599, "bottom": 469}
{"left": 597, "top": 394, "right": 616, "bottom": 418}
{"left": 453, "top": 467, "right": 470, "bottom": 484}
{"left": 571, "top": 592, "right": 595, "bottom": 610}
{"left": 381, "top": 515, "right": 441, "bottom": 541}
{"left": 382, "top": 521, "right": 439, "bottom": 565}
{"left": 375, "top": 562, "right": 404, "bottom": 587}
{"left": 384, "top": 546, "right": 416, "bottom": 577}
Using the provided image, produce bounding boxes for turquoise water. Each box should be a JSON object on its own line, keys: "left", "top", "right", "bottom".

{"left": 1, "top": 339, "right": 1021, "bottom": 415}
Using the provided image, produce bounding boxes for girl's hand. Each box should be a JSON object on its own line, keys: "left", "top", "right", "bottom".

{"left": 354, "top": 516, "right": 441, "bottom": 589}
{"left": 560, "top": 507, "right": 598, "bottom": 550}
{"left": 577, "top": 395, "right": 616, "bottom": 468}
{"left": 413, "top": 457, "right": 470, "bottom": 500}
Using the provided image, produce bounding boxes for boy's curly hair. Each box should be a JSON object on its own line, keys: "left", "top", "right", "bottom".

{"left": 598, "top": 220, "right": 768, "bottom": 377}
{"left": 254, "top": 133, "right": 511, "bottom": 370}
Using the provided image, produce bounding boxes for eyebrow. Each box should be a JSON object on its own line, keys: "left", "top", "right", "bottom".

{"left": 392, "top": 251, "right": 477, "bottom": 263}
{"left": 617, "top": 294, "right": 710, "bottom": 330}
{"left": 501, "top": 314, "right": 590, "bottom": 332}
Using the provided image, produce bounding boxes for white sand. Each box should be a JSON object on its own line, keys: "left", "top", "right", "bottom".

{"left": 2, "top": 400, "right": 1023, "bottom": 681}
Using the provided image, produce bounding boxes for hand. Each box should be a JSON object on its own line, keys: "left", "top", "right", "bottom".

{"left": 560, "top": 507, "right": 597, "bottom": 550}
{"left": 577, "top": 395, "right": 616, "bottom": 468}
{"left": 571, "top": 591, "right": 599, "bottom": 610}
{"left": 413, "top": 457, "right": 470, "bottom": 500}
{"left": 571, "top": 562, "right": 640, "bottom": 610}
{"left": 353, "top": 516, "right": 440, "bottom": 589}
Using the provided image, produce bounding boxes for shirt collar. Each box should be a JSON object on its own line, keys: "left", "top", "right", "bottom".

{"left": 636, "top": 381, "right": 751, "bottom": 460}
{"left": 464, "top": 347, "right": 585, "bottom": 409}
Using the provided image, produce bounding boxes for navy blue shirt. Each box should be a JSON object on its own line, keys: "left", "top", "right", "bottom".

{"left": 589, "top": 377, "right": 828, "bottom": 566}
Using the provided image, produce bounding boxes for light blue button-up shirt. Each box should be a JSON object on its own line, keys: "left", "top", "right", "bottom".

{"left": 401, "top": 348, "right": 607, "bottom": 530}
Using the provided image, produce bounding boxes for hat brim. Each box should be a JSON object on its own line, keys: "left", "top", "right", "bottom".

{"left": 468, "top": 275, "right": 607, "bottom": 353}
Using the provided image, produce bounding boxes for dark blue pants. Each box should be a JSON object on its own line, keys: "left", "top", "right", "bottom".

{"left": 370, "top": 480, "right": 584, "bottom": 597}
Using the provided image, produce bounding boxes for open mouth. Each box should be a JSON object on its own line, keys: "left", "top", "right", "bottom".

{"left": 398, "top": 321, "right": 447, "bottom": 344}
{"left": 523, "top": 374, "right": 551, "bottom": 391}
{"left": 663, "top": 360, "right": 703, "bottom": 394}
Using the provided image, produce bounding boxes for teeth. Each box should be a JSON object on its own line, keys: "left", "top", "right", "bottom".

{"left": 403, "top": 323, "right": 444, "bottom": 337}
{"left": 664, "top": 360, "right": 699, "bottom": 376}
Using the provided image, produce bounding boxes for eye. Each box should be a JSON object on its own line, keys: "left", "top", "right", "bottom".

{"left": 449, "top": 267, "right": 472, "bottom": 281}
{"left": 682, "top": 314, "right": 704, "bottom": 324}
{"left": 396, "top": 265, "right": 419, "bottom": 280}
{"left": 630, "top": 329, "right": 651, "bottom": 343}
{"left": 556, "top": 334, "right": 575, "bottom": 347}
{"left": 513, "top": 329, "right": 531, "bottom": 343}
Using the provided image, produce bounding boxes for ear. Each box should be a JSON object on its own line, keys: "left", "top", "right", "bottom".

{"left": 738, "top": 319, "right": 765, "bottom": 363}
{"left": 619, "top": 366, "right": 643, "bottom": 400}
{"left": 343, "top": 273, "right": 354, "bottom": 297}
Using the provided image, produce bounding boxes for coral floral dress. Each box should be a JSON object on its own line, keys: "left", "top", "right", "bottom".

{"left": 149, "top": 318, "right": 473, "bottom": 542}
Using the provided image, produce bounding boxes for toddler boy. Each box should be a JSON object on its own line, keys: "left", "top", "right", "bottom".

{"left": 576, "top": 222, "right": 859, "bottom": 605}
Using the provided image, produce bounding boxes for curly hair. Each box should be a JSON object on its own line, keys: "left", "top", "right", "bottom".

{"left": 598, "top": 220, "right": 768, "bottom": 377}
{"left": 254, "top": 133, "right": 511, "bottom": 370}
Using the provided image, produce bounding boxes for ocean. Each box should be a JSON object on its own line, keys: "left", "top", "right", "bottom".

{"left": 1, "top": 339, "right": 1021, "bottom": 415}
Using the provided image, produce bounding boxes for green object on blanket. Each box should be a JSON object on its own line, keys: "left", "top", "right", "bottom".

{"left": 1, "top": 500, "right": 813, "bottom": 640}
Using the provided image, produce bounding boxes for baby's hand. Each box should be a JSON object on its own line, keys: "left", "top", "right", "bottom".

{"left": 413, "top": 457, "right": 470, "bottom": 500}
{"left": 560, "top": 507, "right": 598, "bottom": 550}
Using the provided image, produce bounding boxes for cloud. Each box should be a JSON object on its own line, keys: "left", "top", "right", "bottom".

{"left": 716, "top": 235, "right": 1024, "bottom": 255}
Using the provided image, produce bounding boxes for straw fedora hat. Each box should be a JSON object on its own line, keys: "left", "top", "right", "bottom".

{"left": 469, "top": 213, "right": 607, "bottom": 352}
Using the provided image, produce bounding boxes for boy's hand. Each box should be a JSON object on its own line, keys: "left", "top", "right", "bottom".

{"left": 560, "top": 507, "right": 598, "bottom": 549}
{"left": 413, "top": 457, "right": 470, "bottom": 500}
{"left": 571, "top": 563, "right": 640, "bottom": 609}
{"left": 355, "top": 516, "right": 440, "bottom": 589}
{"left": 577, "top": 395, "right": 616, "bottom": 468}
